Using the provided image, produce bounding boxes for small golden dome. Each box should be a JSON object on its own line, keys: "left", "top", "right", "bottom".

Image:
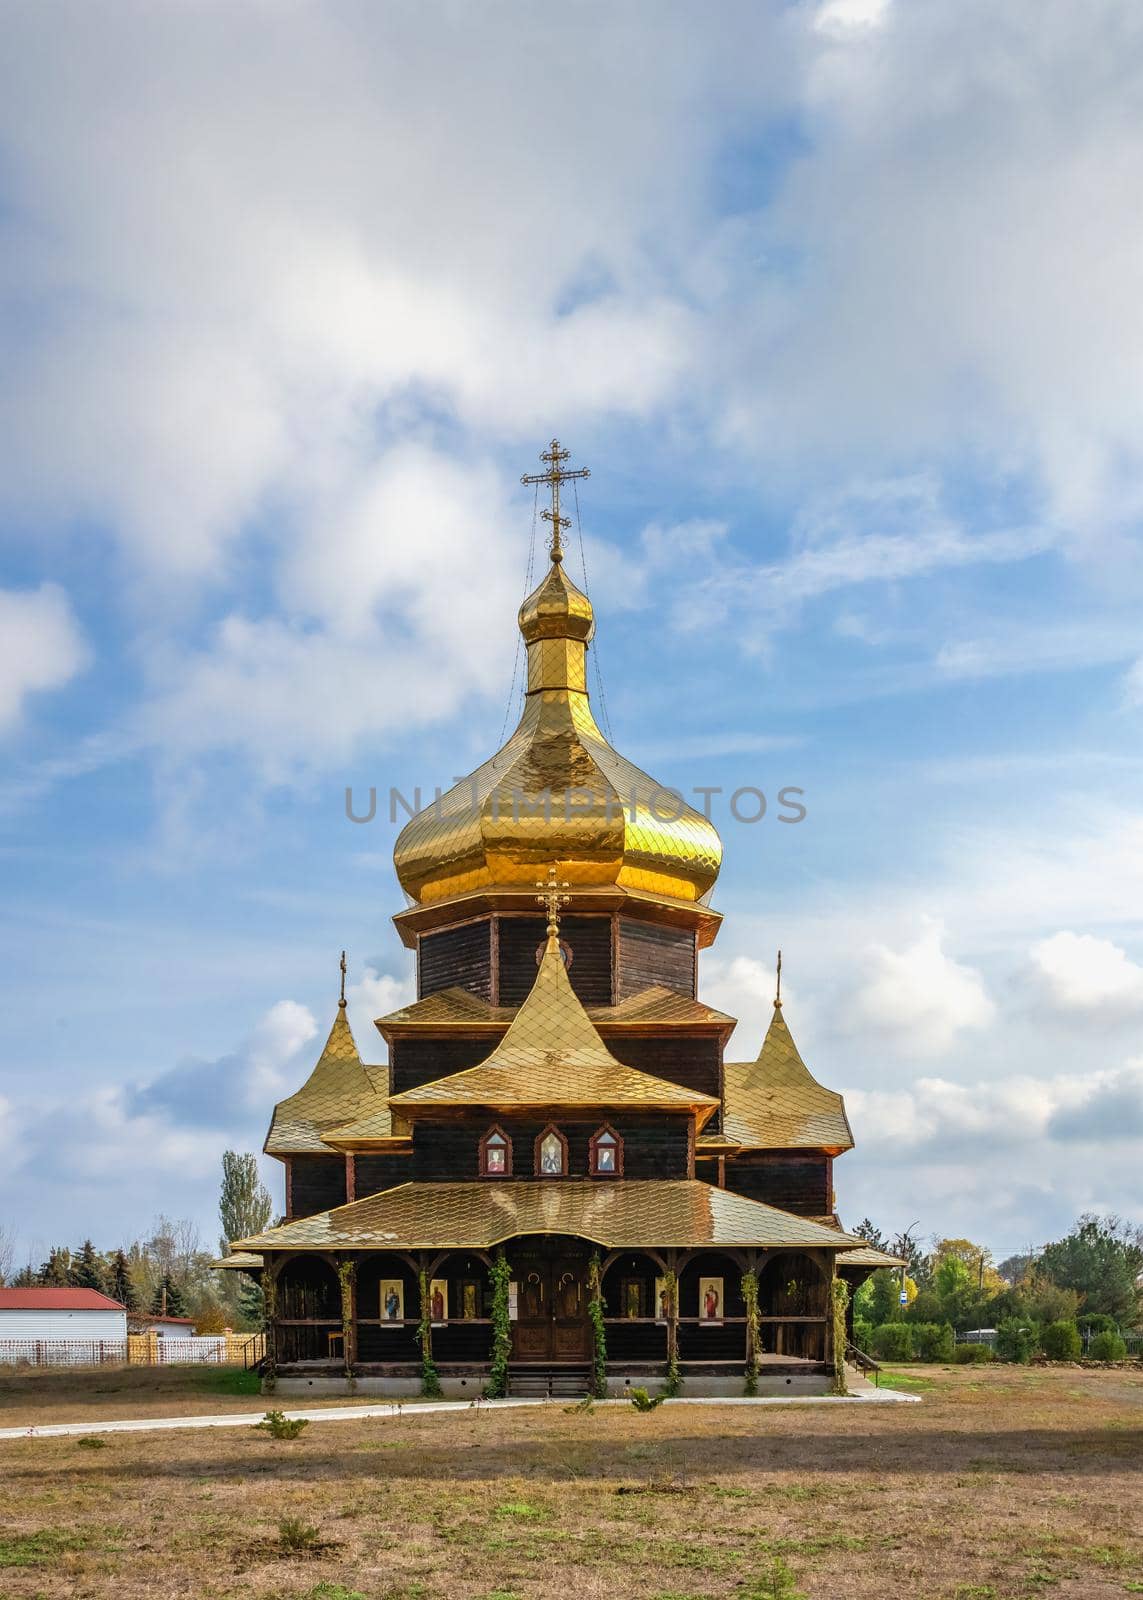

{"left": 518, "top": 561, "right": 595, "bottom": 644}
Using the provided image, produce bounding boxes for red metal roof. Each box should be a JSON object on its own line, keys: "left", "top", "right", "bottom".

{"left": 0, "top": 1288, "right": 126, "bottom": 1311}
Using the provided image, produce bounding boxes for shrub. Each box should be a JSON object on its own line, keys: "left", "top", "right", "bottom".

{"left": 1078, "top": 1313, "right": 1116, "bottom": 1336}
{"left": 912, "top": 1322, "right": 955, "bottom": 1362}
{"left": 996, "top": 1319, "right": 1038, "bottom": 1364}
{"left": 1088, "top": 1330, "right": 1127, "bottom": 1361}
{"left": 629, "top": 1386, "right": 664, "bottom": 1411}
{"left": 870, "top": 1323, "right": 914, "bottom": 1361}
{"left": 1041, "top": 1319, "right": 1082, "bottom": 1361}
{"left": 256, "top": 1409, "right": 308, "bottom": 1440}
{"left": 277, "top": 1518, "right": 323, "bottom": 1553}
{"left": 952, "top": 1342, "right": 994, "bottom": 1364}
{"left": 852, "top": 1316, "right": 874, "bottom": 1353}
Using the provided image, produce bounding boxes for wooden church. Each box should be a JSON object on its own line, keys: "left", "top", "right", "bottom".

{"left": 220, "top": 442, "right": 900, "bottom": 1397}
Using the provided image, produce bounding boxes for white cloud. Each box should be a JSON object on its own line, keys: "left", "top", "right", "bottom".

{"left": 1125, "top": 658, "right": 1143, "bottom": 706}
{"left": 814, "top": 0, "right": 891, "bottom": 37}
{"left": 1030, "top": 931, "right": 1143, "bottom": 1017}
{"left": 851, "top": 918, "right": 994, "bottom": 1055}
{"left": 0, "top": 584, "right": 87, "bottom": 731}
{"left": 348, "top": 966, "right": 416, "bottom": 1059}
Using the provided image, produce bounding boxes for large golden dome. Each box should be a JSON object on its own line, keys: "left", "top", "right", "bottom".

{"left": 394, "top": 509, "right": 723, "bottom": 909}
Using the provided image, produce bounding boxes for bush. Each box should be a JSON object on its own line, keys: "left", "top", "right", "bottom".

{"left": 256, "top": 1409, "right": 308, "bottom": 1440}
{"left": 996, "top": 1319, "right": 1039, "bottom": 1364}
{"left": 952, "top": 1342, "right": 994, "bottom": 1364}
{"left": 1078, "top": 1313, "right": 1116, "bottom": 1336}
{"left": 912, "top": 1322, "right": 955, "bottom": 1362}
{"left": 1088, "top": 1330, "right": 1127, "bottom": 1361}
{"left": 852, "top": 1316, "right": 874, "bottom": 1353}
{"left": 629, "top": 1386, "right": 664, "bottom": 1411}
{"left": 1041, "top": 1319, "right": 1082, "bottom": 1361}
{"left": 870, "top": 1323, "right": 915, "bottom": 1361}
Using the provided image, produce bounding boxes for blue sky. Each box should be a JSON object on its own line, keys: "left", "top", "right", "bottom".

{"left": 2, "top": 0, "right": 1142, "bottom": 1270}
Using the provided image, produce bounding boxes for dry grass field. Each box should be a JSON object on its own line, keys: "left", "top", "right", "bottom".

{"left": 0, "top": 1364, "right": 1140, "bottom": 1600}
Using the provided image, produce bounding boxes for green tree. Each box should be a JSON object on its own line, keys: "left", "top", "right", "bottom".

{"left": 108, "top": 1248, "right": 139, "bottom": 1310}
{"left": 218, "top": 1152, "right": 273, "bottom": 1254}
{"left": 236, "top": 1273, "right": 265, "bottom": 1330}
{"left": 853, "top": 1218, "right": 887, "bottom": 1251}
{"left": 38, "top": 1247, "right": 71, "bottom": 1286}
{"left": 150, "top": 1274, "right": 188, "bottom": 1318}
{"left": 70, "top": 1239, "right": 108, "bottom": 1293}
{"left": 1037, "top": 1215, "right": 1143, "bottom": 1326}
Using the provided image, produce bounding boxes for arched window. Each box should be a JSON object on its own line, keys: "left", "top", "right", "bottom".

{"left": 479, "top": 1125, "right": 512, "bottom": 1177}
{"left": 534, "top": 1124, "right": 568, "bottom": 1177}
{"left": 589, "top": 1124, "right": 623, "bottom": 1177}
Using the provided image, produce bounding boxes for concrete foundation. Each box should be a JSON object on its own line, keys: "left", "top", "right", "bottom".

{"left": 271, "top": 1370, "right": 834, "bottom": 1400}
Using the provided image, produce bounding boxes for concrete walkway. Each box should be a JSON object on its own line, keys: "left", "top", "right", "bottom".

{"left": 0, "top": 1388, "right": 919, "bottom": 1441}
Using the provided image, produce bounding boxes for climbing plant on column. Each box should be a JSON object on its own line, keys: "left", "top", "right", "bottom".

{"left": 741, "top": 1268, "right": 761, "bottom": 1396}
{"left": 662, "top": 1269, "right": 681, "bottom": 1396}
{"left": 418, "top": 1268, "right": 443, "bottom": 1398}
{"left": 831, "top": 1277, "right": 850, "bottom": 1396}
{"left": 484, "top": 1250, "right": 512, "bottom": 1399}
{"left": 588, "top": 1252, "right": 608, "bottom": 1399}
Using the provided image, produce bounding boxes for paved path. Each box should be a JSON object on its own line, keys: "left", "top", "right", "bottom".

{"left": 0, "top": 1388, "right": 918, "bottom": 1441}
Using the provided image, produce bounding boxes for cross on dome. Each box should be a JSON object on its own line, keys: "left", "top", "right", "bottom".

{"left": 521, "top": 438, "right": 590, "bottom": 565}
{"left": 535, "top": 864, "right": 571, "bottom": 937}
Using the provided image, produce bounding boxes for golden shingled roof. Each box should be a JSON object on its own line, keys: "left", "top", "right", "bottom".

{"left": 235, "top": 1179, "right": 863, "bottom": 1254}
{"left": 835, "top": 1244, "right": 907, "bottom": 1269}
{"left": 211, "top": 1251, "right": 264, "bottom": 1270}
{"left": 722, "top": 1003, "right": 853, "bottom": 1154}
{"left": 264, "top": 1004, "right": 383, "bottom": 1155}
{"left": 376, "top": 984, "right": 734, "bottom": 1037}
{"left": 388, "top": 935, "right": 718, "bottom": 1120}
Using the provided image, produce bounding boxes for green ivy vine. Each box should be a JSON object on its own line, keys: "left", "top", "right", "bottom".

{"left": 337, "top": 1259, "right": 356, "bottom": 1388}
{"left": 741, "top": 1268, "right": 761, "bottom": 1396}
{"left": 662, "top": 1269, "right": 681, "bottom": 1396}
{"left": 831, "top": 1276, "right": 850, "bottom": 1396}
{"left": 418, "top": 1267, "right": 443, "bottom": 1398}
{"left": 484, "top": 1250, "right": 512, "bottom": 1399}
{"left": 262, "top": 1267, "right": 277, "bottom": 1392}
{"left": 587, "top": 1252, "right": 608, "bottom": 1399}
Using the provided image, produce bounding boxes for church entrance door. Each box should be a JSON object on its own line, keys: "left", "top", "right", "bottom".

{"left": 510, "top": 1244, "right": 590, "bottom": 1362}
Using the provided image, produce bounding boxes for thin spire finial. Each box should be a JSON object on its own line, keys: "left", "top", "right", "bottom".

{"left": 521, "top": 438, "right": 590, "bottom": 565}
{"left": 535, "top": 864, "right": 571, "bottom": 939}
{"left": 775, "top": 949, "right": 783, "bottom": 1008}
{"left": 339, "top": 949, "right": 347, "bottom": 1008}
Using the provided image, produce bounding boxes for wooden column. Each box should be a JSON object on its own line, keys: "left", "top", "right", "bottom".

{"left": 283, "top": 1158, "right": 294, "bottom": 1219}
{"left": 345, "top": 1153, "right": 356, "bottom": 1204}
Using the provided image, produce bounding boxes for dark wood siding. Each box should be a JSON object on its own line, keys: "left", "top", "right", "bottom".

{"left": 289, "top": 1154, "right": 347, "bottom": 1219}
{"left": 606, "top": 1035, "right": 721, "bottom": 1126}
{"left": 355, "top": 1152, "right": 412, "bottom": 1197}
{"left": 497, "top": 915, "right": 612, "bottom": 1006}
{"left": 723, "top": 1155, "right": 830, "bottom": 1216}
{"left": 412, "top": 1114, "right": 690, "bottom": 1182}
{"left": 418, "top": 920, "right": 493, "bottom": 1000}
{"left": 390, "top": 1037, "right": 498, "bottom": 1095}
{"left": 617, "top": 918, "right": 696, "bottom": 999}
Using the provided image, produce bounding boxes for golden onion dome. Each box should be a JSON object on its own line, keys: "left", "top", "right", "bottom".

{"left": 393, "top": 531, "right": 723, "bottom": 909}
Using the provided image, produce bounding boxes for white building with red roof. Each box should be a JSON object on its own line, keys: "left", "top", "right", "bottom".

{"left": 0, "top": 1288, "right": 128, "bottom": 1344}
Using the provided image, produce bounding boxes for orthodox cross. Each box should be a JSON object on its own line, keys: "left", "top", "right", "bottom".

{"left": 339, "top": 949, "right": 347, "bottom": 1007}
{"left": 775, "top": 949, "right": 783, "bottom": 1008}
{"left": 536, "top": 865, "right": 571, "bottom": 936}
{"left": 521, "top": 438, "right": 590, "bottom": 565}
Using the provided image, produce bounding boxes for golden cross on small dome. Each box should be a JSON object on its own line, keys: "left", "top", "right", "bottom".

{"left": 339, "top": 949, "right": 348, "bottom": 1008}
{"left": 535, "top": 865, "right": 571, "bottom": 936}
{"left": 521, "top": 438, "right": 590, "bottom": 565}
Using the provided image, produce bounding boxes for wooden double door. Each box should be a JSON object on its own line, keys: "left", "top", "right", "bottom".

{"left": 510, "top": 1246, "right": 590, "bottom": 1362}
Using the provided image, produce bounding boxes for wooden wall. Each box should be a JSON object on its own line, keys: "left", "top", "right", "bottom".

{"left": 608, "top": 1034, "right": 722, "bottom": 1126}
{"left": 723, "top": 1154, "right": 831, "bottom": 1216}
{"left": 288, "top": 1154, "right": 347, "bottom": 1218}
{"left": 497, "top": 915, "right": 612, "bottom": 1005}
{"left": 411, "top": 1114, "right": 691, "bottom": 1182}
{"left": 419, "top": 920, "right": 492, "bottom": 1000}
{"left": 617, "top": 919, "right": 696, "bottom": 999}
{"left": 355, "top": 1152, "right": 412, "bottom": 1198}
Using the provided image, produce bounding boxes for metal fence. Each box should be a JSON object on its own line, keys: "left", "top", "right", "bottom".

{"left": 0, "top": 1333, "right": 266, "bottom": 1369}
{"left": 0, "top": 1339, "right": 129, "bottom": 1367}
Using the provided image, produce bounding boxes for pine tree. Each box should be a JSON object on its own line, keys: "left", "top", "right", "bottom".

{"left": 150, "top": 1273, "right": 188, "bottom": 1318}
{"left": 218, "top": 1152, "right": 273, "bottom": 1254}
{"left": 38, "top": 1247, "right": 71, "bottom": 1286}
{"left": 108, "top": 1248, "right": 138, "bottom": 1310}
{"left": 70, "top": 1239, "right": 108, "bottom": 1293}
